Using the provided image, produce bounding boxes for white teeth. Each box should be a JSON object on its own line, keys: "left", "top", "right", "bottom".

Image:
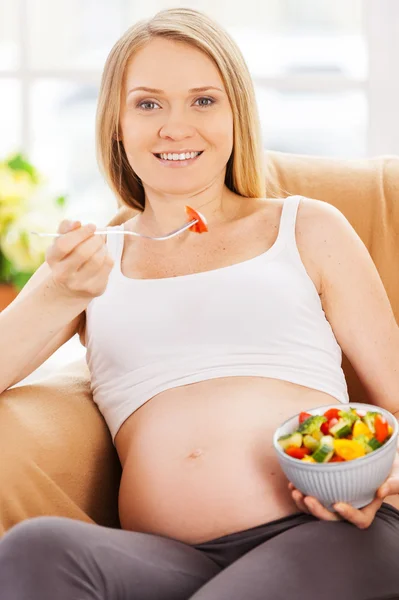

{"left": 159, "top": 151, "right": 201, "bottom": 161}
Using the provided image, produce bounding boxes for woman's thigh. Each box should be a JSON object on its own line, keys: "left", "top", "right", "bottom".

{"left": 0, "top": 516, "right": 221, "bottom": 600}
{"left": 189, "top": 506, "right": 399, "bottom": 600}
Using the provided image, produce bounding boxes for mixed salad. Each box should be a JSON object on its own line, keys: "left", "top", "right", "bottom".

{"left": 277, "top": 407, "right": 394, "bottom": 463}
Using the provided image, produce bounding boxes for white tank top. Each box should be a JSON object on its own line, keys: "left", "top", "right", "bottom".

{"left": 85, "top": 195, "right": 349, "bottom": 443}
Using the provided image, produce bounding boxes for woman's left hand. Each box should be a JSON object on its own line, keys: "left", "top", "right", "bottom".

{"left": 288, "top": 454, "right": 399, "bottom": 529}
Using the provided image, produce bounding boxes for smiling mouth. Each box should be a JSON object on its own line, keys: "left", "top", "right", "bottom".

{"left": 154, "top": 151, "right": 204, "bottom": 162}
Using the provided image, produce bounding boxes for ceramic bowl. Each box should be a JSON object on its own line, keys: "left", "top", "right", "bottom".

{"left": 273, "top": 403, "right": 398, "bottom": 511}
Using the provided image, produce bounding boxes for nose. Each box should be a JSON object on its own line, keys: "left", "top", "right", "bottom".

{"left": 159, "top": 108, "right": 197, "bottom": 141}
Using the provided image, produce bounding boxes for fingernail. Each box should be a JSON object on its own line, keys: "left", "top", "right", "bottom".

{"left": 335, "top": 503, "right": 345, "bottom": 512}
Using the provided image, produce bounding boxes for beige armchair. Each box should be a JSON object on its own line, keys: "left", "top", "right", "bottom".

{"left": 1, "top": 150, "right": 398, "bottom": 537}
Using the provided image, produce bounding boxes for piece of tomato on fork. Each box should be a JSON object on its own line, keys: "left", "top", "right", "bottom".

{"left": 185, "top": 206, "right": 208, "bottom": 233}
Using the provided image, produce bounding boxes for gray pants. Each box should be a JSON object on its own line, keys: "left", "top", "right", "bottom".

{"left": 1, "top": 503, "right": 398, "bottom": 600}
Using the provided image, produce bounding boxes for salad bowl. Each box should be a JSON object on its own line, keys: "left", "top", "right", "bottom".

{"left": 273, "top": 403, "right": 398, "bottom": 511}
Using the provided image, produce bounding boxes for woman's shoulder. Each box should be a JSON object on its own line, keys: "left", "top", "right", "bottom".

{"left": 234, "top": 193, "right": 326, "bottom": 229}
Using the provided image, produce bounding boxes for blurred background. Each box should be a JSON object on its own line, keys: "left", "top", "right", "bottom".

{"left": 1, "top": 0, "right": 398, "bottom": 382}
{"left": 1, "top": 0, "right": 398, "bottom": 226}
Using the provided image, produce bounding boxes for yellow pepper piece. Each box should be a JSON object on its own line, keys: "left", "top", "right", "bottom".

{"left": 352, "top": 420, "right": 373, "bottom": 440}
{"left": 333, "top": 439, "right": 365, "bottom": 461}
{"left": 301, "top": 455, "right": 316, "bottom": 462}
{"left": 388, "top": 425, "right": 393, "bottom": 436}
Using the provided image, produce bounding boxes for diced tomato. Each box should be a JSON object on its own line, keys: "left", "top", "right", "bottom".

{"left": 321, "top": 417, "right": 339, "bottom": 435}
{"left": 330, "top": 454, "right": 346, "bottom": 462}
{"left": 375, "top": 414, "right": 389, "bottom": 443}
{"left": 323, "top": 408, "right": 341, "bottom": 421}
{"left": 285, "top": 446, "right": 311, "bottom": 459}
{"left": 185, "top": 206, "right": 208, "bottom": 233}
{"left": 321, "top": 421, "right": 330, "bottom": 435}
{"left": 299, "top": 411, "right": 313, "bottom": 424}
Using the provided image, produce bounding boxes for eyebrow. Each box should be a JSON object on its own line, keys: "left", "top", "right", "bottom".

{"left": 127, "top": 85, "right": 224, "bottom": 97}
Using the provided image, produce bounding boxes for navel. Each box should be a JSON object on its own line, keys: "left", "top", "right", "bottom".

{"left": 187, "top": 448, "right": 203, "bottom": 459}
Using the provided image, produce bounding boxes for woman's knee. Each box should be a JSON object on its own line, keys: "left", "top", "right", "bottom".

{"left": 1, "top": 516, "right": 81, "bottom": 561}
{"left": 0, "top": 517, "right": 103, "bottom": 600}
{"left": 259, "top": 517, "right": 398, "bottom": 591}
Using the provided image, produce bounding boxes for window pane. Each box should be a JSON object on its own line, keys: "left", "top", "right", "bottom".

{"left": 256, "top": 88, "right": 367, "bottom": 158}
{"left": 125, "top": 0, "right": 362, "bottom": 31}
{"left": 233, "top": 31, "right": 366, "bottom": 79}
{"left": 227, "top": 0, "right": 366, "bottom": 79}
{"left": 277, "top": 0, "right": 362, "bottom": 33}
{"left": 30, "top": 80, "right": 117, "bottom": 225}
{"left": 125, "top": 0, "right": 366, "bottom": 78}
{"left": 0, "top": 0, "right": 19, "bottom": 69}
{"left": 0, "top": 79, "right": 21, "bottom": 156}
{"left": 29, "top": 0, "right": 124, "bottom": 70}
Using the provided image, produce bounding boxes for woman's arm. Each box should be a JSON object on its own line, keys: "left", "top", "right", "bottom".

{"left": 0, "top": 262, "right": 88, "bottom": 393}
{"left": 304, "top": 197, "right": 399, "bottom": 414}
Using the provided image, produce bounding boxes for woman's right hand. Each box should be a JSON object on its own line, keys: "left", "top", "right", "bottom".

{"left": 45, "top": 220, "right": 115, "bottom": 300}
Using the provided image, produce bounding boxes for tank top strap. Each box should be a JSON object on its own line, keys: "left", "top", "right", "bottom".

{"left": 277, "top": 195, "right": 302, "bottom": 248}
{"left": 106, "top": 224, "right": 125, "bottom": 264}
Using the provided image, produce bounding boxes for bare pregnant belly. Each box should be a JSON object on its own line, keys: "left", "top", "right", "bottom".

{"left": 115, "top": 377, "right": 345, "bottom": 544}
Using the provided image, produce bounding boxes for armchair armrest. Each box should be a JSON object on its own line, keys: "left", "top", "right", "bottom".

{"left": 0, "top": 359, "right": 121, "bottom": 536}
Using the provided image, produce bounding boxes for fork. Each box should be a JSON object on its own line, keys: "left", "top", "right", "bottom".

{"left": 29, "top": 218, "right": 199, "bottom": 241}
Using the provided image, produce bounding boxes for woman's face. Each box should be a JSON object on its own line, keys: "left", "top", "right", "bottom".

{"left": 120, "top": 37, "right": 234, "bottom": 198}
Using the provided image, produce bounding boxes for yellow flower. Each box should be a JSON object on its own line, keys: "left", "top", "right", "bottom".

{"left": 0, "top": 203, "right": 27, "bottom": 236}
{"left": 0, "top": 154, "right": 67, "bottom": 278}
{"left": 0, "top": 166, "right": 36, "bottom": 234}
{"left": 0, "top": 165, "right": 36, "bottom": 202}
{"left": 1, "top": 210, "right": 61, "bottom": 273}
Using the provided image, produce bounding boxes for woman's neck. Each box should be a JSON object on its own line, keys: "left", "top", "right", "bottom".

{"left": 138, "top": 184, "right": 236, "bottom": 234}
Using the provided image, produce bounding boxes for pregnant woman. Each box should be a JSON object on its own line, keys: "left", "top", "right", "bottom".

{"left": 1, "top": 7, "right": 399, "bottom": 600}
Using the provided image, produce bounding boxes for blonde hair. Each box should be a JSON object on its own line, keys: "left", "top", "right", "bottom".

{"left": 96, "top": 7, "right": 266, "bottom": 211}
